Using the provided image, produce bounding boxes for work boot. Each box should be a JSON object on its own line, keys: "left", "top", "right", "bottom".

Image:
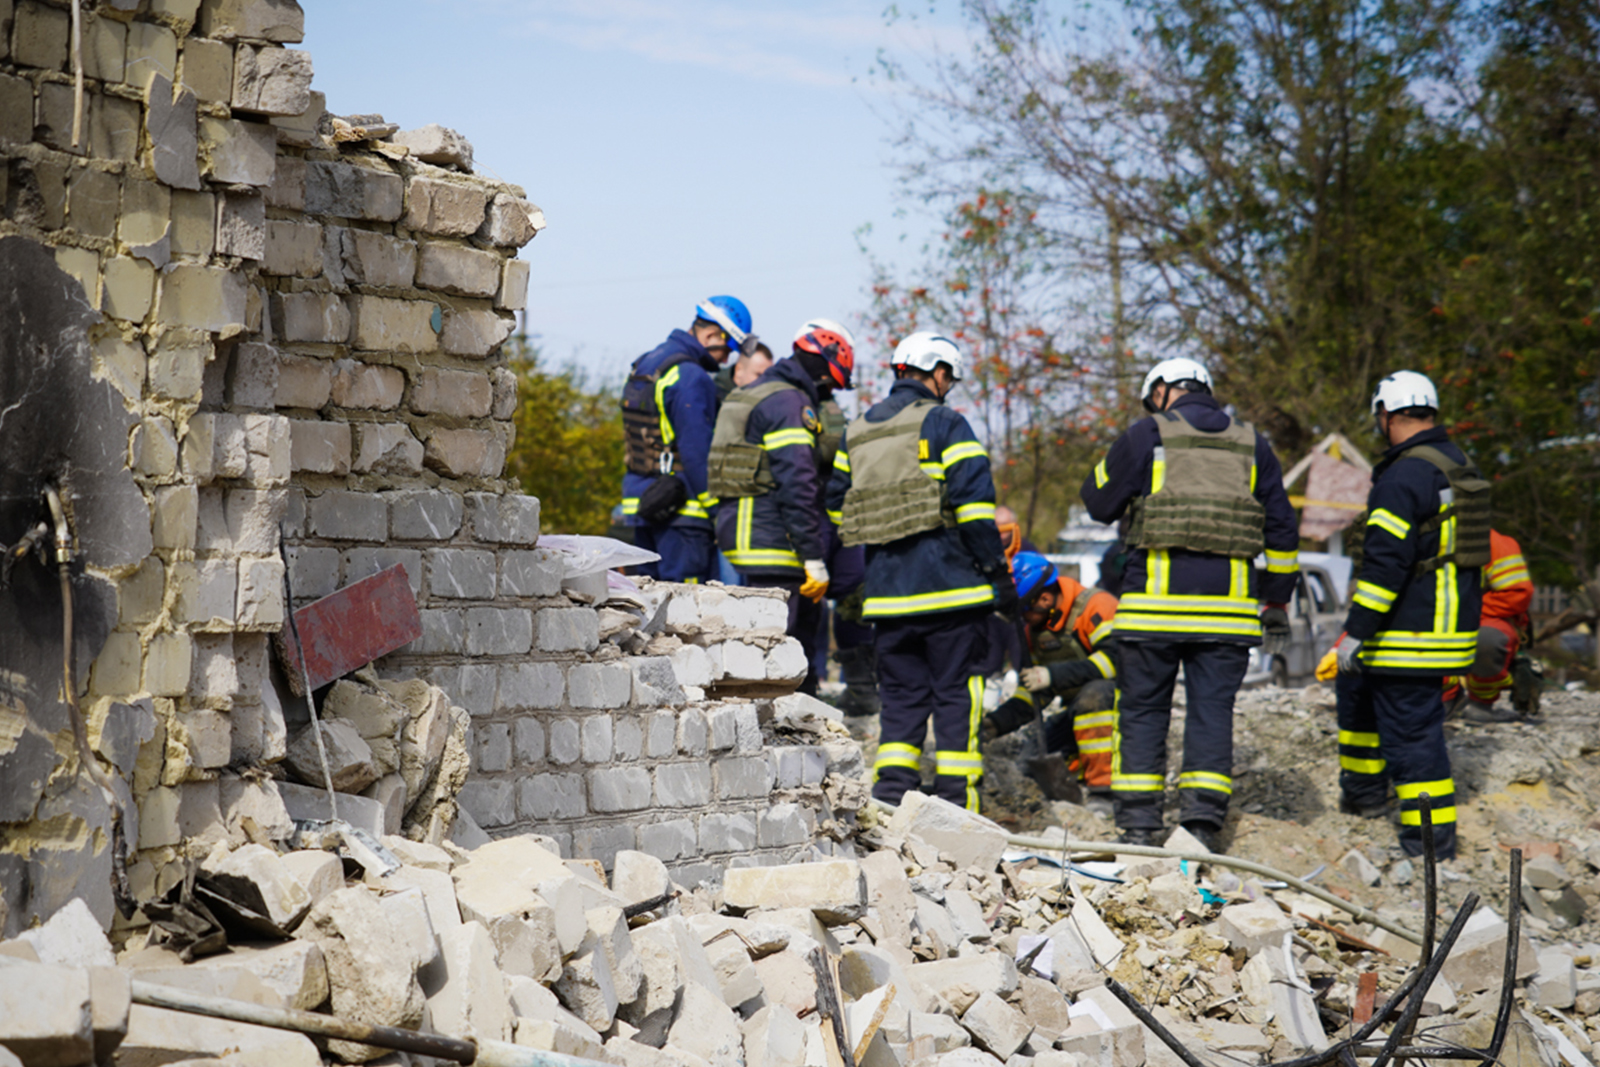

{"left": 1180, "top": 824, "right": 1222, "bottom": 853}
{"left": 1117, "top": 828, "right": 1160, "bottom": 847}
{"left": 834, "top": 646, "right": 881, "bottom": 718}
{"left": 1460, "top": 699, "right": 1518, "bottom": 724}
{"left": 1339, "top": 796, "right": 1389, "bottom": 819}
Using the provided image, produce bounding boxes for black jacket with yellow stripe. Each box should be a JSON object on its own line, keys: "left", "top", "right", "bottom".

{"left": 1078, "top": 392, "right": 1299, "bottom": 645}
{"left": 1343, "top": 427, "right": 1482, "bottom": 675}
{"left": 825, "top": 379, "right": 1007, "bottom": 618}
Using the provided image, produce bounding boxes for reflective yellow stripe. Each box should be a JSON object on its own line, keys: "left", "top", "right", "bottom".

{"left": 1081, "top": 740, "right": 1114, "bottom": 753}
{"left": 1341, "top": 756, "right": 1387, "bottom": 774}
{"left": 762, "top": 428, "right": 815, "bottom": 450}
{"left": 919, "top": 461, "right": 946, "bottom": 481}
{"left": 1015, "top": 689, "right": 1035, "bottom": 707}
{"left": 1077, "top": 711, "right": 1116, "bottom": 728}
{"left": 726, "top": 548, "right": 801, "bottom": 568}
{"left": 1395, "top": 778, "right": 1454, "bottom": 801}
{"left": 833, "top": 449, "right": 850, "bottom": 473}
{"left": 967, "top": 676, "right": 984, "bottom": 752}
{"left": 1088, "top": 650, "right": 1115, "bottom": 677}
{"left": 1265, "top": 548, "right": 1298, "bottom": 574}
{"left": 1368, "top": 508, "right": 1411, "bottom": 539}
{"left": 1112, "top": 773, "right": 1164, "bottom": 792}
{"left": 621, "top": 497, "right": 640, "bottom": 515}
{"left": 736, "top": 496, "right": 754, "bottom": 553}
{"left": 1353, "top": 580, "right": 1398, "bottom": 612}
{"left": 1150, "top": 447, "right": 1166, "bottom": 494}
{"left": 1144, "top": 549, "right": 1169, "bottom": 596}
{"left": 1486, "top": 555, "right": 1530, "bottom": 586}
{"left": 1118, "top": 593, "right": 1261, "bottom": 616}
{"left": 1435, "top": 557, "right": 1456, "bottom": 635}
{"left": 1401, "top": 806, "right": 1457, "bottom": 826}
{"left": 1088, "top": 620, "right": 1115, "bottom": 648}
{"left": 874, "top": 742, "right": 921, "bottom": 772}
{"left": 1094, "top": 458, "right": 1109, "bottom": 488}
{"left": 955, "top": 502, "right": 996, "bottom": 523}
{"left": 1114, "top": 614, "right": 1262, "bottom": 637}
{"left": 936, "top": 752, "right": 983, "bottom": 775}
{"left": 1178, "top": 770, "right": 1232, "bottom": 794}
{"left": 1338, "top": 729, "right": 1381, "bottom": 748}
{"left": 678, "top": 499, "right": 709, "bottom": 519}
{"left": 826, "top": 510, "right": 843, "bottom": 524}
{"left": 1229, "top": 558, "right": 1249, "bottom": 598}
{"left": 1249, "top": 455, "right": 1257, "bottom": 494}
{"left": 941, "top": 440, "right": 988, "bottom": 467}
{"left": 862, "top": 584, "right": 995, "bottom": 618}
{"left": 655, "top": 365, "right": 681, "bottom": 446}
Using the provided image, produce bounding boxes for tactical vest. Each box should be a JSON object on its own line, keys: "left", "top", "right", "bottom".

{"left": 621, "top": 352, "right": 696, "bottom": 477}
{"left": 1126, "top": 412, "right": 1265, "bottom": 558}
{"left": 705, "top": 380, "right": 800, "bottom": 499}
{"left": 1033, "top": 586, "right": 1096, "bottom": 666}
{"left": 816, "top": 399, "right": 846, "bottom": 475}
{"left": 1346, "top": 443, "right": 1492, "bottom": 573}
{"left": 838, "top": 400, "right": 954, "bottom": 547}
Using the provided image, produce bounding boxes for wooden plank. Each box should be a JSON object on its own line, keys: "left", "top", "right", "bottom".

{"left": 1353, "top": 971, "right": 1379, "bottom": 1027}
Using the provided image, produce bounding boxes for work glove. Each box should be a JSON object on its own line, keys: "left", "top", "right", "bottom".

{"left": 1315, "top": 647, "right": 1339, "bottom": 681}
{"left": 1020, "top": 666, "right": 1052, "bottom": 691}
{"left": 990, "top": 571, "right": 1020, "bottom": 618}
{"left": 799, "top": 559, "right": 830, "bottom": 603}
{"left": 1261, "top": 604, "right": 1291, "bottom": 638}
{"left": 1335, "top": 633, "right": 1364, "bottom": 674}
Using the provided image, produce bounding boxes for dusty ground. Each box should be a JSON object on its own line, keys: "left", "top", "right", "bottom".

{"left": 848, "top": 680, "right": 1600, "bottom": 944}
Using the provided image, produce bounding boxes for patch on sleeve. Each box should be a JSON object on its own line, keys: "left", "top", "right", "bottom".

{"left": 802, "top": 407, "right": 821, "bottom": 432}
{"left": 918, "top": 439, "right": 930, "bottom": 460}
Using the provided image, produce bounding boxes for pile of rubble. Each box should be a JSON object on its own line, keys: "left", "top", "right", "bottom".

{"left": 5, "top": 754, "right": 1599, "bottom": 1067}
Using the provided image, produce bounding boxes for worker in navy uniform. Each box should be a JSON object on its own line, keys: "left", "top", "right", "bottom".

{"left": 1080, "top": 357, "right": 1298, "bottom": 849}
{"left": 619, "top": 296, "right": 753, "bottom": 583}
{"left": 826, "top": 331, "right": 1015, "bottom": 812}
{"left": 1333, "top": 370, "right": 1487, "bottom": 861}
{"left": 708, "top": 319, "right": 856, "bottom": 694}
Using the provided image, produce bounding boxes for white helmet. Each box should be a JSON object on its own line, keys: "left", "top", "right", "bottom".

{"left": 1370, "top": 370, "right": 1438, "bottom": 417}
{"left": 793, "top": 318, "right": 855, "bottom": 349}
{"left": 891, "top": 331, "right": 964, "bottom": 380}
{"left": 1141, "top": 357, "right": 1213, "bottom": 404}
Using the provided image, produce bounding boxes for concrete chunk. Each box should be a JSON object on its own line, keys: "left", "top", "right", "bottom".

{"left": 587, "top": 905, "right": 643, "bottom": 1006}
{"left": 703, "top": 931, "right": 765, "bottom": 1010}
{"left": 453, "top": 835, "right": 587, "bottom": 955}
{"left": 885, "top": 793, "right": 1008, "bottom": 873}
{"left": 556, "top": 931, "right": 619, "bottom": 1033}
{"left": 299, "top": 887, "right": 425, "bottom": 1061}
{"left": 612, "top": 850, "right": 672, "bottom": 910}
{"left": 1217, "top": 899, "right": 1294, "bottom": 956}
{"left": 1438, "top": 908, "right": 1539, "bottom": 995}
{"left": 15, "top": 897, "right": 114, "bottom": 969}
{"left": 121, "top": 1004, "right": 320, "bottom": 1067}
{"left": 185, "top": 941, "right": 329, "bottom": 1011}
{"left": 0, "top": 960, "right": 93, "bottom": 1067}
{"left": 425, "top": 921, "right": 513, "bottom": 1043}
{"left": 723, "top": 860, "right": 867, "bottom": 924}
{"left": 199, "top": 843, "right": 312, "bottom": 931}
{"left": 667, "top": 980, "right": 746, "bottom": 1067}
{"left": 961, "top": 991, "right": 1033, "bottom": 1061}
{"left": 744, "top": 1004, "right": 808, "bottom": 1067}
{"left": 908, "top": 953, "right": 1018, "bottom": 1015}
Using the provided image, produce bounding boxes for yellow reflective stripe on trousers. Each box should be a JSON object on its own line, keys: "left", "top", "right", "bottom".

{"left": 1179, "top": 770, "right": 1232, "bottom": 794}
{"left": 1353, "top": 580, "right": 1398, "bottom": 612}
{"left": 1094, "top": 458, "right": 1109, "bottom": 488}
{"left": 1368, "top": 508, "right": 1411, "bottom": 539}
{"left": 862, "top": 585, "right": 995, "bottom": 618}
{"left": 1265, "top": 548, "right": 1298, "bottom": 574}
{"left": 655, "top": 365, "right": 682, "bottom": 446}
{"left": 833, "top": 449, "right": 851, "bottom": 474}
{"left": 1339, "top": 729, "right": 1380, "bottom": 747}
{"left": 936, "top": 751, "right": 983, "bottom": 775}
{"left": 873, "top": 742, "right": 921, "bottom": 773}
{"left": 1396, "top": 777, "right": 1454, "bottom": 801}
{"left": 1112, "top": 773, "right": 1163, "bottom": 792}
{"left": 1401, "top": 806, "right": 1457, "bottom": 826}
{"left": 941, "top": 440, "right": 988, "bottom": 467}
{"left": 955, "top": 502, "right": 996, "bottom": 523}
{"left": 1342, "top": 756, "right": 1387, "bottom": 773}
{"left": 966, "top": 675, "right": 984, "bottom": 751}
{"left": 762, "top": 427, "right": 815, "bottom": 450}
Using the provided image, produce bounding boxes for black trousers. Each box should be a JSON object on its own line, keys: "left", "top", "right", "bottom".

{"left": 1112, "top": 640, "right": 1249, "bottom": 832}
{"left": 1336, "top": 669, "right": 1457, "bottom": 859}
{"left": 873, "top": 607, "right": 991, "bottom": 811}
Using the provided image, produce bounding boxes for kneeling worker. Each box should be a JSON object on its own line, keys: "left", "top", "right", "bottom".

{"left": 982, "top": 552, "right": 1119, "bottom": 810}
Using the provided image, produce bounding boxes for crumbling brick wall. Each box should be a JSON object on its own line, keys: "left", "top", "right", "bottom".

{"left": 0, "top": 0, "right": 842, "bottom": 936}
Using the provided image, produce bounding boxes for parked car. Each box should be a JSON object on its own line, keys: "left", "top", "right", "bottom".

{"left": 1245, "top": 552, "right": 1351, "bottom": 687}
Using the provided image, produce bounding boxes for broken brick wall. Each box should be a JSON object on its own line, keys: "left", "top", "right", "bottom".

{"left": 0, "top": 0, "right": 840, "bottom": 938}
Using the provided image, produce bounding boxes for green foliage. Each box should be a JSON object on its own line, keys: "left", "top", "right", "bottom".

{"left": 503, "top": 337, "right": 623, "bottom": 536}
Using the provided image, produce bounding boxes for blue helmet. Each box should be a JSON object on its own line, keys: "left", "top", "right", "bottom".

{"left": 1012, "top": 551, "right": 1058, "bottom": 605}
{"left": 694, "top": 295, "right": 752, "bottom": 347}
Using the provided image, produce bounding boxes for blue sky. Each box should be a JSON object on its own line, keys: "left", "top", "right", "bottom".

{"left": 305, "top": 2, "right": 968, "bottom": 383}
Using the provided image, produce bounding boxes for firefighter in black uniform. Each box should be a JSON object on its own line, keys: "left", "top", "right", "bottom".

{"left": 1080, "top": 357, "right": 1299, "bottom": 849}
{"left": 826, "top": 331, "right": 1015, "bottom": 812}
{"left": 1333, "top": 370, "right": 1487, "bottom": 861}
{"left": 707, "top": 319, "right": 856, "bottom": 694}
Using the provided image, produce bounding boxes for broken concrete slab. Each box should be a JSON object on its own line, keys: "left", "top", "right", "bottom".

{"left": 452, "top": 835, "right": 587, "bottom": 955}
{"left": 723, "top": 860, "right": 867, "bottom": 924}
{"left": 555, "top": 928, "right": 620, "bottom": 1033}
{"left": 425, "top": 920, "right": 512, "bottom": 1044}
{"left": 612, "top": 849, "right": 672, "bottom": 910}
{"left": 885, "top": 793, "right": 1008, "bottom": 873}
{"left": 14, "top": 897, "right": 115, "bottom": 969}
{"left": 743, "top": 1003, "right": 807, "bottom": 1067}
{"left": 908, "top": 952, "right": 1018, "bottom": 1015}
{"left": 120, "top": 1004, "right": 321, "bottom": 1067}
{"left": 298, "top": 886, "right": 425, "bottom": 1062}
{"left": 184, "top": 940, "right": 328, "bottom": 1011}
{"left": 667, "top": 979, "right": 746, "bottom": 1067}
{"left": 198, "top": 842, "right": 312, "bottom": 932}
{"left": 279, "top": 848, "right": 343, "bottom": 907}
{"left": 0, "top": 959, "right": 94, "bottom": 1067}
{"left": 1439, "top": 908, "right": 1540, "bottom": 994}
{"left": 1217, "top": 899, "right": 1295, "bottom": 956}
{"left": 702, "top": 929, "right": 765, "bottom": 1010}
{"left": 961, "top": 991, "right": 1033, "bottom": 1060}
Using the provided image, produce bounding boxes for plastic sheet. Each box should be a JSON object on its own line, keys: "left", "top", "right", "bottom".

{"left": 537, "top": 534, "right": 660, "bottom": 577}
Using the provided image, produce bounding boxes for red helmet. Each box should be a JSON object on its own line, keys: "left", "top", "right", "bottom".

{"left": 793, "top": 318, "right": 855, "bottom": 389}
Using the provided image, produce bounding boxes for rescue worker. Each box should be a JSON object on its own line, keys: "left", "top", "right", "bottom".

{"left": 980, "top": 552, "right": 1119, "bottom": 813}
{"left": 814, "top": 391, "right": 879, "bottom": 717}
{"left": 708, "top": 319, "right": 855, "bottom": 694}
{"left": 620, "top": 296, "right": 753, "bottom": 583}
{"left": 1080, "top": 357, "right": 1299, "bottom": 849}
{"left": 733, "top": 340, "right": 775, "bottom": 388}
{"left": 1444, "top": 529, "right": 1537, "bottom": 723}
{"left": 1333, "top": 370, "right": 1487, "bottom": 861}
{"left": 826, "top": 331, "right": 1015, "bottom": 811}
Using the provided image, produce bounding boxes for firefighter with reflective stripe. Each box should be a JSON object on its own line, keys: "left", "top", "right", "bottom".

{"left": 980, "top": 552, "right": 1119, "bottom": 806}
{"left": 1441, "top": 529, "right": 1536, "bottom": 723}
{"left": 825, "top": 331, "right": 1015, "bottom": 812}
{"left": 709, "top": 319, "right": 856, "bottom": 694}
{"left": 1079, "top": 357, "right": 1299, "bottom": 850}
{"left": 1333, "top": 370, "right": 1486, "bottom": 861}
{"left": 620, "top": 296, "right": 752, "bottom": 583}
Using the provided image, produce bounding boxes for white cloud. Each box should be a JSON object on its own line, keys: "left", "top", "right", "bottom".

{"left": 497, "top": 0, "right": 965, "bottom": 88}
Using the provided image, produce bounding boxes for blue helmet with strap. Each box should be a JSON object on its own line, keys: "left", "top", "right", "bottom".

{"left": 1012, "top": 551, "right": 1058, "bottom": 605}
{"left": 694, "top": 295, "right": 752, "bottom": 348}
